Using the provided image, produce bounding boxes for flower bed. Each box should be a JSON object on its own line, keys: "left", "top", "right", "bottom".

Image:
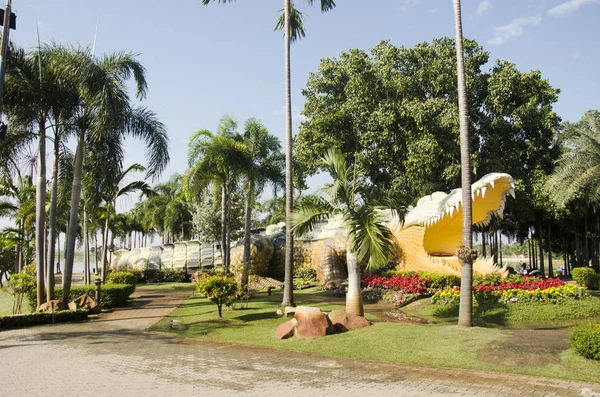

{"left": 432, "top": 278, "right": 588, "bottom": 305}
{"left": 362, "top": 274, "right": 431, "bottom": 307}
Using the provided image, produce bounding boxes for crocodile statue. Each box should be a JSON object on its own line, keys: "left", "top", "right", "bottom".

{"left": 393, "top": 172, "right": 515, "bottom": 276}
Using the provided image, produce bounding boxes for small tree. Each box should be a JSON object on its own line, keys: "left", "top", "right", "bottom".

{"left": 2, "top": 272, "right": 35, "bottom": 314}
{"left": 195, "top": 274, "right": 238, "bottom": 317}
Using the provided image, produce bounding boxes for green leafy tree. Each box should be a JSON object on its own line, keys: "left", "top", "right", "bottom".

{"left": 291, "top": 149, "right": 402, "bottom": 316}
{"left": 196, "top": 274, "right": 238, "bottom": 317}
{"left": 2, "top": 271, "right": 35, "bottom": 314}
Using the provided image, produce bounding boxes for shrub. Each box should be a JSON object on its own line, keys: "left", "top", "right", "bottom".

{"left": 107, "top": 271, "right": 137, "bottom": 288}
{"left": 293, "top": 266, "right": 317, "bottom": 280}
{"left": 570, "top": 322, "right": 600, "bottom": 361}
{"left": 130, "top": 268, "right": 189, "bottom": 283}
{"left": 1, "top": 271, "right": 36, "bottom": 314}
{"left": 196, "top": 275, "right": 238, "bottom": 317}
{"left": 418, "top": 272, "right": 461, "bottom": 289}
{"left": 26, "top": 284, "right": 135, "bottom": 312}
{"left": 473, "top": 273, "right": 503, "bottom": 286}
{"left": 0, "top": 310, "right": 89, "bottom": 330}
{"left": 572, "top": 267, "right": 599, "bottom": 290}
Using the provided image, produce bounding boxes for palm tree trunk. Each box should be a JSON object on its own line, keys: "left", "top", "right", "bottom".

{"left": 242, "top": 179, "right": 254, "bottom": 289}
{"left": 454, "top": 0, "right": 473, "bottom": 327}
{"left": 221, "top": 184, "right": 226, "bottom": 269}
{"left": 226, "top": 190, "right": 231, "bottom": 270}
{"left": 482, "top": 231, "right": 486, "bottom": 258}
{"left": 499, "top": 230, "right": 503, "bottom": 266}
{"left": 63, "top": 130, "right": 85, "bottom": 301}
{"left": 537, "top": 225, "right": 545, "bottom": 277}
{"left": 101, "top": 202, "right": 111, "bottom": 283}
{"left": 345, "top": 251, "right": 363, "bottom": 316}
{"left": 47, "top": 134, "right": 60, "bottom": 301}
{"left": 282, "top": 0, "right": 295, "bottom": 308}
{"left": 35, "top": 120, "right": 47, "bottom": 307}
{"left": 83, "top": 204, "right": 90, "bottom": 285}
{"left": 527, "top": 237, "right": 532, "bottom": 268}
{"left": 547, "top": 227, "right": 553, "bottom": 277}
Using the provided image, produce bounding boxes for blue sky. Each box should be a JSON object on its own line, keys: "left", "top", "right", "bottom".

{"left": 13, "top": 0, "right": 600, "bottom": 210}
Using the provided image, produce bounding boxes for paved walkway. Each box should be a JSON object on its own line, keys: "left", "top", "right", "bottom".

{"left": 1, "top": 287, "right": 599, "bottom": 397}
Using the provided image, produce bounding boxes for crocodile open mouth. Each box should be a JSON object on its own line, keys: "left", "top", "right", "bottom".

{"left": 402, "top": 173, "right": 515, "bottom": 258}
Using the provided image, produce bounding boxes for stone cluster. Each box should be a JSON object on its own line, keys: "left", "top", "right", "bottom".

{"left": 276, "top": 306, "right": 370, "bottom": 340}
{"left": 36, "top": 294, "right": 101, "bottom": 314}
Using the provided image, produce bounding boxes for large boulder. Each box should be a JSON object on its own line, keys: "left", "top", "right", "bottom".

{"left": 328, "top": 310, "right": 370, "bottom": 333}
{"left": 37, "top": 299, "right": 68, "bottom": 313}
{"left": 68, "top": 294, "right": 101, "bottom": 314}
{"left": 230, "top": 235, "right": 274, "bottom": 281}
{"left": 294, "top": 306, "right": 329, "bottom": 340}
{"left": 276, "top": 319, "right": 296, "bottom": 339}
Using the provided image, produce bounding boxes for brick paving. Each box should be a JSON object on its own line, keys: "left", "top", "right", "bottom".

{"left": 1, "top": 287, "right": 599, "bottom": 397}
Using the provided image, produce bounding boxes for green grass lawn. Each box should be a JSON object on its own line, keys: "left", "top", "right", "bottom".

{"left": 136, "top": 283, "right": 197, "bottom": 292}
{"left": 151, "top": 287, "right": 600, "bottom": 383}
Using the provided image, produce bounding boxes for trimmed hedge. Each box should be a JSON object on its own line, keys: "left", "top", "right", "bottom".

{"left": 0, "top": 310, "right": 89, "bottom": 330}
{"left": 570, "top": 322, "right": 600, "bottom": 361}
{"left": 390, "top": 270, "right": 461, "bottom": 289}
{"left": 572, "top": 267, "right": 599, "bottom": 290}
{"left": 129, "top": 268, "right": 189, "bottom": 283}
{"left": 26, "top": 283, "right": 135, "bottom": 312}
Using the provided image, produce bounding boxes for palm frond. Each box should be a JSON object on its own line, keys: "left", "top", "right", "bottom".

{"left": 346, "top": 205, "right": 396, "bottom": 270}
{"left": 290, "top": 195, "right": 336, "bottom": 237}
{"left": 274, "top": 3, "right": 307, "bottom": 43}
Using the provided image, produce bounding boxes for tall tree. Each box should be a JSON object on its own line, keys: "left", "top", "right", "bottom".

{"left": 453, "top": 0, "right": 474, "bottom": 327}
{"left": 291, "top": 149, "right": 402, "bottom": 316}
{"left": 199, "top": 0, "right": 335, "bottom": 308}
{"left": 52, "top": 46, "right": 169, "bottom": 299}
{"left": 186, "top": 115, "right": 247, "bottom": 271}
{"left": 240, "top": 118, "right": 284, "bottom": 289}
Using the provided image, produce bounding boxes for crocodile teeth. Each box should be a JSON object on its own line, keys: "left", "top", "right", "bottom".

{"left": 449, "top": 206, "right": 455, "bottom": 216}
{"left": 508, "top": 188, "right": 515, "bottom": 199}
{"left": 510, "top": 181, "right": 515, "bottom": 189}
{"left": 489, "top": 180, "right": 495, "bottom": 188}
{"left": 481, "top": 186, "right": 487, "bottom": 198}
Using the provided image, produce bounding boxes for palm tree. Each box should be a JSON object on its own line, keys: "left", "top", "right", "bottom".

{"left": 291, "top": 149, "right": 401, "bottom": 316}
{"left": 186, "top": 115, "right": 247, "bottom": 271}
{"left": 200, "top": 0, "right": 336, "bottom": 308}
{"left": 547, "top": 111, "right": 600, "bottom": 206}
{"left": 52, "top": 46, "right": 169, "bottom": 300}
{"left": 453, "top": 0, "right": 474, "bottom": 327}
{"left": 240, "top": 118, "right": 284, "bottom": 288}
{"left": 97, "top": 163, "right": 155, "bottom": 282}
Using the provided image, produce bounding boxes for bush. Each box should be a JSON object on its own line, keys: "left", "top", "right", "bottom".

{"left": 107, "top": 271, "right": 137, "bottom": 288}
{"left": 196, "top": 275, "right": 238, "bottom": 317}
{"left": 473, "top": 273, "right": 503, "bottom": 286}
{"left": 293, "top": 266, "right": 317, "bottom": 280}
{"left": 26, "top": 283, "right": 135, "bottom": 312}
{"left": 572, "top": 267, "right": 599, "bottom": 290}
{"left": 1, "top": 271, "right": 36, "bottom": 314}
{"left": 570, "top": 322, "right": 600, "bottom": 361}
{"left": 130, "top": 268, "right": 189, "bottom": 283}
{"left": 0, "top": 310, "right": 89, "bottom": 330}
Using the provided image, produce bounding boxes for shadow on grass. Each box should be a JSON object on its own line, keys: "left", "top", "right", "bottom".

{"left": 235, "top": 311, "right": 280, "bottom": 322}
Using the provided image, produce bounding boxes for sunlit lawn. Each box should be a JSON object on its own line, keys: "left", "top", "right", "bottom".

{"left": 0, "top": 289, "right": 31, "bottom": 316}
{"left": 151, "top": 287, "right": 600, "bottom": 383}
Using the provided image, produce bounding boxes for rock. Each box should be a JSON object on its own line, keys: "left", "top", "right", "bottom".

{"left": 328, "top": 310, "right": 370, "bottom": 332}
{"left": 276, "top": 319, "right": 297, "bottom": 339}
{"left": 68, "top": 294, "right": 101, "bottom": 314}
{"left": 276, "top": 306, "right": 296, "bottom": 317}
{"left": 294, "top": 306, "right": 329, "bottom": 340}
{"left": 37, "top": 299, "right": 68, "bottom": 313}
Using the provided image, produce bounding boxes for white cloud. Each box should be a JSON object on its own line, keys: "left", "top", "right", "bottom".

{"left": 430, "top": 7, "right": 439, "bottom": 13}
{"left": 548, "top": 0, "right": 600, "bottom": 17}
{"left": 477, "top": 0, "right": 492, "bottom": 15}
{"left": 487, "top": 16, "right": 542, "bottom": 45}
{"left": 398, "top": 0, "right": 421, "bottom": 12}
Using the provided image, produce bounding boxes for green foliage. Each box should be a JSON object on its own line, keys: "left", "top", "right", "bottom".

{"left": 473, "top": 273, "right": 504, "bottom": 287}
{"left": 26, "top": 284, "right": 135, "bottom": 312}
{"left": 0, "top": 310, "right": 89, "bottom": 330}
{"left": 1, "top": 272, "right": 35, "bottom": 314}
{"left": 129, "top": 268, "right": 189, "bottom": 283}
{"left": 195, "top": 274, "right": 238, "bottom": 317}
{"left": 107, "top": 271, "right": 137, "bottom": 287}
{"left": 570, "top": 322, "right": 600, "bottom": 361}
{"left": 293, "top": 266, "right": 317, "bottom": 280}
{"left": 572, "top": 267, "right": 599, "bottom": 290}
